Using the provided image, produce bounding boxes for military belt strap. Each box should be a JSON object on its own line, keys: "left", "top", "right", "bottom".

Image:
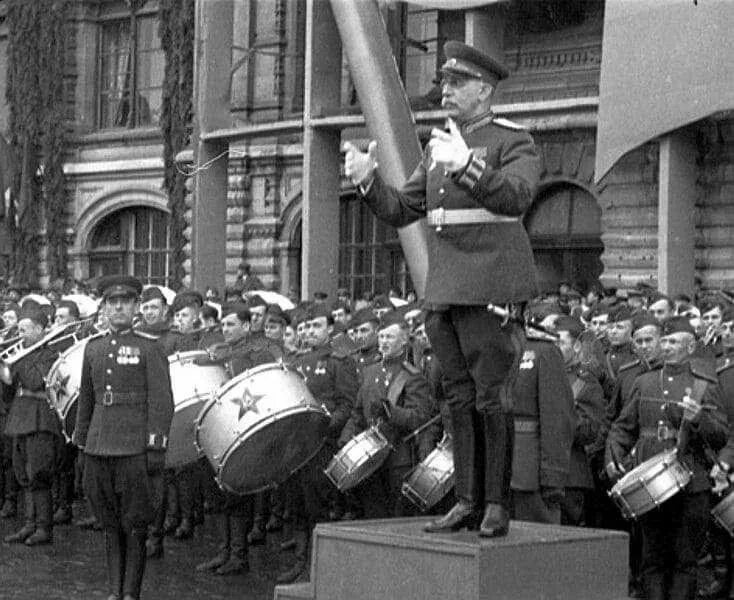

{"left": 97, "top": 391, "right": 146, "bottom": 407}
{"left": 17, "top": 388, "right": 47, "bottom": 401}
{"left": 426, "top": 208, "right": 518, "bottom": 230}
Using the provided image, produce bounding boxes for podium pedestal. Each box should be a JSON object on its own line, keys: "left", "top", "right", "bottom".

{"left": 275, "top": 517, "right": 628, "bottom": 600}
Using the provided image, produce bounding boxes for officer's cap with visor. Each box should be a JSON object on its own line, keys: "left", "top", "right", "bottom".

{"left": 440, "top": 41, "right": 509, "bottom": 87}
{"left": 97, "top": 275, "right": 143, "bottom": 301}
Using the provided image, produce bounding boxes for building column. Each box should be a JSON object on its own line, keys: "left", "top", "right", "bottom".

{"left": 658, "top": 131, "right": 696, "bottom": 297}
{"left": 301, "top": 0, "right": 342, "bottom": 300}
{"left": 190, "top": 0, "right": 233, "bottom": 292}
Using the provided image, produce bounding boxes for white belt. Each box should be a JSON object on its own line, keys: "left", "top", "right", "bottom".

{"left": 426, "top": 208, "right": 518, "bottom": 231}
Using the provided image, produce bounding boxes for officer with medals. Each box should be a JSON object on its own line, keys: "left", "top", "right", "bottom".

{"left": 1, "top": 305, "right": 62, "bottom": 546}
{"left": 510, "top": 316, "right": 574, "bottom": 524}
{"left": 278, "top": 303, "right": 358, "bottom": 583}
{"left": 345, "top": 40, "right": 541, "bottom": 538}
{"left": 606, "top": 317, "right": 728, "bottom": 600}
{"left": 338, "top": 310, "right": 432, "bottom": 518}
{"left": 74, "top": 275, "right": 174, "bottom": 600}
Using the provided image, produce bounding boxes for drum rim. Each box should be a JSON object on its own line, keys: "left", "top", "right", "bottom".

{"left": 613, "top": 449, "right": 680, "bottom": 488}
{"left": 214, "top": 362, "right": 293, "bottom": 399}
{"left": 168, "top": 349, "right": 210, "bottom": 364}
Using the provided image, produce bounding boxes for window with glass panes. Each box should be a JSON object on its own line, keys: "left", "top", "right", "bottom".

{"left": 97, "top": 11, "right": 163, "bottom": 129}
{"left": 338, "top": 194, "right": 411, "bottom": 300}
{"left": 88, "top": 207, "right": 172, "bottom": 286}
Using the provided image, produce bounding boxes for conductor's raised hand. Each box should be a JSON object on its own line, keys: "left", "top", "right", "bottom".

{"left": 344, "top": 140, "right": 378, "bottom": 187}
{"left": 427, "top": 118, "right": 472, "bottom": 173}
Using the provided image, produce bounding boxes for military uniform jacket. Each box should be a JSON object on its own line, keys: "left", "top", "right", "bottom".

{"left": 606, "top": 361, "right": 728, "bottom": 493}
{"left": 291, "top": 343, "right": 358, "bottom": 441}
{"left": 226, "top": 334, "right": 283, "bottom": 379}
{"left": 510, "top": 337, "right": 574, "bottom": 491}
{"left": 137, "top": 321, "right": 183, "bottom": 356}
{"left": 607, "top": 358, "right": 663, "bottom": 427}
{"left": 4, "top": 345, "right": 61, "bottom": 437}
{"left": 74, "top": 328, "right": 174, "bottom": 456}
{"left": 605, "top": 343, "right": 636, "bottom": 380}
{"left": 567, "top": 365, "right": 608, "bottom": 489}
{"left": 715, "top": 356, "right": 734, "bottom": 466}
{"left": 363, "top": 111, "right": 541, "bottom": 307}
{"left": 339, "top": 356, "right": 432, "bottom": 470}
{"left": 354, "top": 346, "right": 381, "bottom": 385}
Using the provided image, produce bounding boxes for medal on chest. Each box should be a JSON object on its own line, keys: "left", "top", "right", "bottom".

{"left": 520, "top": 350, "right": 535, "bottom": 370}
{"left": 117, "top": 345, "right": 140, "bottom": 365}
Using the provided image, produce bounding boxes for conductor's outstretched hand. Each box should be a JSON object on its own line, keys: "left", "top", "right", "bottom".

{"left": 344, "top": 140, "right": 378, "bottom": 187}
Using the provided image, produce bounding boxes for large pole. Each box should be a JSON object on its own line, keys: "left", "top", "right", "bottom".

{"left": 329, "top": 0, "right": 429, "bottom": 298}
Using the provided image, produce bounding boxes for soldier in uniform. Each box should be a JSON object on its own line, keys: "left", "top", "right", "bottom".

{"left": 349, "top": 308, "right": 382, "bottom": 383}
{"left": 74, "top": 275, "right": 173, "bottom": 600}
{"left": 345, "top": 40, "right": 540, "bottom": 537}
{"left": 606, "top": 317, "right": 728, "bottom": 600}
{"left": 339, "top": 311, "right": 432, "bottom": 518}
{"left": 278, "top": 304, "right": 358, "bottom": 583}
{"left": 510, "top": 321, "right": 574, "bottom": 524}
{"left": 605, "top": 305, "right": 637, "bottom": 380}
{"left": 1, "top": 306, "right": 61, "bottom": 545}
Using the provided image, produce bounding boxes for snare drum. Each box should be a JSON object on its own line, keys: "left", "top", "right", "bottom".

{"left": 609, "top": 449, "right": 692, "bottom": 519}
{"left": 166, "top": 351, "right": 229, "bottom": 469}
{"left": 401, "top": 434, "right": 454, "bottom": 512}
{"left": 46, "top": 338, "right": 91, "bottom": 441}
{"left": 324, "top": 426, "right": 392, "bottom": 492}
{"left": 712, "top": 489, "right": 734, "bottom": 536}
{"left": 195, "top": 362, "right": 330, "bottom": 494}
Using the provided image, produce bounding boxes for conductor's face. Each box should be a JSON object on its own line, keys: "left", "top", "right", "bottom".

{"left": 105, "top": 295, "right": 138, "bottom": 331}
{"left": 441, "top": 75, "right": 492, "bottom": 122}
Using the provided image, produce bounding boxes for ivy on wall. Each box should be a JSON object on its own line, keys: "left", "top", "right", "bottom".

{"left": 6, "top": 0, "right": 70, "bottom": 285}
{"left": 159, "top": 0, "right": 195, "bottom": 290}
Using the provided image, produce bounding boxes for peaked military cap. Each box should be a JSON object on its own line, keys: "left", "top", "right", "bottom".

{"left": 441, "top": 40, "right": 509, "bottom": 84}
{"left": 661, "top": 316, "right": 695, "bottom": 337}
{"left": 98, "top": 275, "right": 142, "bottom": 299}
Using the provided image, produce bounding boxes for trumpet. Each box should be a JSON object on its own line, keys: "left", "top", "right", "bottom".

{"left": 0, "top": 319, "right": 92, "bottom": 367}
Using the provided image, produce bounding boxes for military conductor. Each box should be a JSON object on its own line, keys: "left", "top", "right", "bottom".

{"left": 74, "top": 275, "right": 174, "bottom": 600}
{"left": 345, "top": 41, "right": 540, "bottom": 537}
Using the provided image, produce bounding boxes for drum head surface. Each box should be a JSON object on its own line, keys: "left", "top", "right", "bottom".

{"left": 166, "top": 400, "right": 206, "bottom": 469}
{"left": 219, "top": 408, "right": 329, "bottom": 494}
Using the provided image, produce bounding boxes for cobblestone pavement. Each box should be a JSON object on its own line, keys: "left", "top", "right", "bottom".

{"left": 0, "top": 502, "right": 284, "bottom": 600}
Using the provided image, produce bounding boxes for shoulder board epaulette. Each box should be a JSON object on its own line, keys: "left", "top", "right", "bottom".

{"left": 691, "top": 366, "right": 718, "bottom": 384}
{"left": 133, "top": 330, "right": 158, "bottom": 340}
{"left": 524, "top": 327, "right": 557, "bottom": 342}
{"left": 618, "top": 359, "right": 641, "bottom": 373}
{"left": 493, "top": 117, "right": 527, "bottom": 131}
{"left": 402, "top": 361, "right": 421, "bottom": 375}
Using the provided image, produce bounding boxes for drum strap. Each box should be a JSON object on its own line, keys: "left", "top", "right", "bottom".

{"left": 386, "top": 369, "right": 410, "bottom": 406}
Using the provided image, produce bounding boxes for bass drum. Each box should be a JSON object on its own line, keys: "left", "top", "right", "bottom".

{"left": 712, "top": 489, "right": 734, "bottom": 536}
{"left": 324, "top": 426, "right": 392, "bottom": 492}
{"left": 46, "top": 337, "right": 92, "bottom": 441}
{"left": 195, "top": 362, "right": 330, "bottom": 494}
{"left": 166, "top": 351, "right": 229, "bottom": 469}
{"left": 401, "top": 433, "right": 454, "bottom": 512}
{"left": 609, "top": 449, "right": 692, "bottom": 520}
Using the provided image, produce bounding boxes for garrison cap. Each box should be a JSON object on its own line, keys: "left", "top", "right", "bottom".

{"left": 379, "top": 310, "right": 408, "bottom": 330}
{"left": 307, "top": 303, "right": 332, "bottom": 321}
{"left": 554, "top": 316, "right": 584, "bottom": 339}
{"left": 647, "top": 292, "right": 671, "bottom": 306}
{"left": 18, "top": 304, "right": 48, "bottom": 328}
{"left": 288, "top": 307, "right": 309, "bottom": 327}
{"left": 98, "top": 275, "right": 142, "bottom": 300}
{"left": 171, "top": 290, "right": 203, "bottom": 313}
{"left": 372, "top": 294, "right": 393, "bottom": 310}
{"left": 140, "top": 286, "right": 167, "bottom": 304}
{"left": 265, "top": 303, "right": 289, "bottom": 325}
{"left": 349, "top": 307, "right": 380, "bottom": 328}
{"left": 661, "top": 316, "right": 696, "bottom": 337}
{"left": 632, "top": 313, "right": 661, "bottom": 334}
{"left": 247, "top": 294, "right": 267, "bottom": 308}
{"left": 588, "top": 304, "right": 612, "bottom": 318}
{"left": 441, "top": 40, "right": 509, "bottom": 85}
{"left": 609, "top": 305, "right": 633, "bottom": 323}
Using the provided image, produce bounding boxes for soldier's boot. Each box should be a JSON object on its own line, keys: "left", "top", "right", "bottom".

{"left": 643, "top": 572, "right": 667, "bottom": 600}
{"left": 25, "top": 489, "right": 53, "bottom": 545}
{"left": 195, "top": 513, "right": 230, "bottom": 572}
{"left": 3, "top": 489, "right": 35, "bottom": 543}
{"left": 669, "top": 572, "right": 696, "bottom": 600}
{"left": 424, "top": 410, "right": 480, "bottom": 533}
{"left": 105, "top": 528, "right": 126, "bottom": 600}
{"left": 248, "top": 518, "right": 266, "bottom": 545}
{"left": 162, "top": 479, "right": 179, "bottom": 535}
{"left": 215, "top": 514, "right": 249, "bottom": 575}
{"left": 174, "top": 469, "right": 195, "bottom": 540}
{"left": 478, "top": 411, "right": 512, "bottom": 539}
{"left": 145, "top": 533, "right": 164, "bottom": 559}
{"left": 276, "top": 529, "right": 309, "bottom": 584}
{"left": 122, "top": 528, "right": 147, "bottom": 600}
{"left": 266, "top": 489, "right": 284, "bottom": 531}
{"left": 53, "top": 469, "right": 74, "bottom": 525}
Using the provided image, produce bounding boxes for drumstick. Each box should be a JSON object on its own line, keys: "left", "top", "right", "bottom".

{"left": 401, "top": 413, "right": 442, "bottom": 444}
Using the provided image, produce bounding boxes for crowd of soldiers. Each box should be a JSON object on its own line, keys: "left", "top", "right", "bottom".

{"left": 2, "top": 275, "right": 734, "bottom": 599}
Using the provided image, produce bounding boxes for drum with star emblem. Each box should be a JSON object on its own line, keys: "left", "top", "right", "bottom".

{"left": 194, "top": 362, "right": 330, "bottom": 494}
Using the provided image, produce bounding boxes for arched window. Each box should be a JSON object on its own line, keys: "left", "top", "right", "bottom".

{"left": 524, "top": 182, "right": 603, "bottom": 293}
{"left": 88, "top": 207, "right": 171, "bottom": 286}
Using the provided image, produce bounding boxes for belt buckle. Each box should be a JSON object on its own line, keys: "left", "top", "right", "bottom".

{"left": 433, "top": 207, "right": 445, "bottom": 232}
{"left": 102, "top": 391, "right": 114, "bottom": 407}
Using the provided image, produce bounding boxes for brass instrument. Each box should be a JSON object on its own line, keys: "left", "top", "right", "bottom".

{"left": 0, "top": 334, "right": 22, "bottom": 349}
{"left": 0, "top": 319, "right": 94, "bottom": 367}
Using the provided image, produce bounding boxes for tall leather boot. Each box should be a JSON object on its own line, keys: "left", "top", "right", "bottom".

{"left": 174, "top": 468, "right": 194, "bottom": 540}
{"left": 479, "top": 411, "right": 512, "bottom": 538}
{"left": 105, "top": 528, "right": 126, "bottom": 600}
{"left": 248, "top": 492, "right": 266, "bottom": 545}
{"left": 3, "top": 489, "right": 35, "bottom": 543}
{"left": 643, "top": 572, "right": 667, "bottom": 600}
{"left": 122, "top": 528, "right": 147, "bottom": 600}
{"left": 669, "top": 572, "right": 696, "bottom": 600}
{"left": 216, "top": 514, "right": 249, "bottom": 575}
{"left": 424, "top": 408, "right": 480, "bottom": 533}
{"left": 25, "top": 488, "right": 53, "bottom": 545}
{"left": 276, "top": 529, "right": 309, "bottom": 584}
{"left": 162, "top": 477, "right": 179, "bottom": 535}
{"left": 196, "top": 513, "right": 230, "bottom": 572}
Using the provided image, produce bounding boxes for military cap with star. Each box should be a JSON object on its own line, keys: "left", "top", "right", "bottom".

{"left": 441, "top": 40, "right": 509, "bottom": 85}
{"left": 97, "top": 275, "right": 143, "bottom": 299}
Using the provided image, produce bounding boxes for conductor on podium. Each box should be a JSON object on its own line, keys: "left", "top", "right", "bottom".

{"left": 345, "top": 40, "right": 541, "bottom": 537}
